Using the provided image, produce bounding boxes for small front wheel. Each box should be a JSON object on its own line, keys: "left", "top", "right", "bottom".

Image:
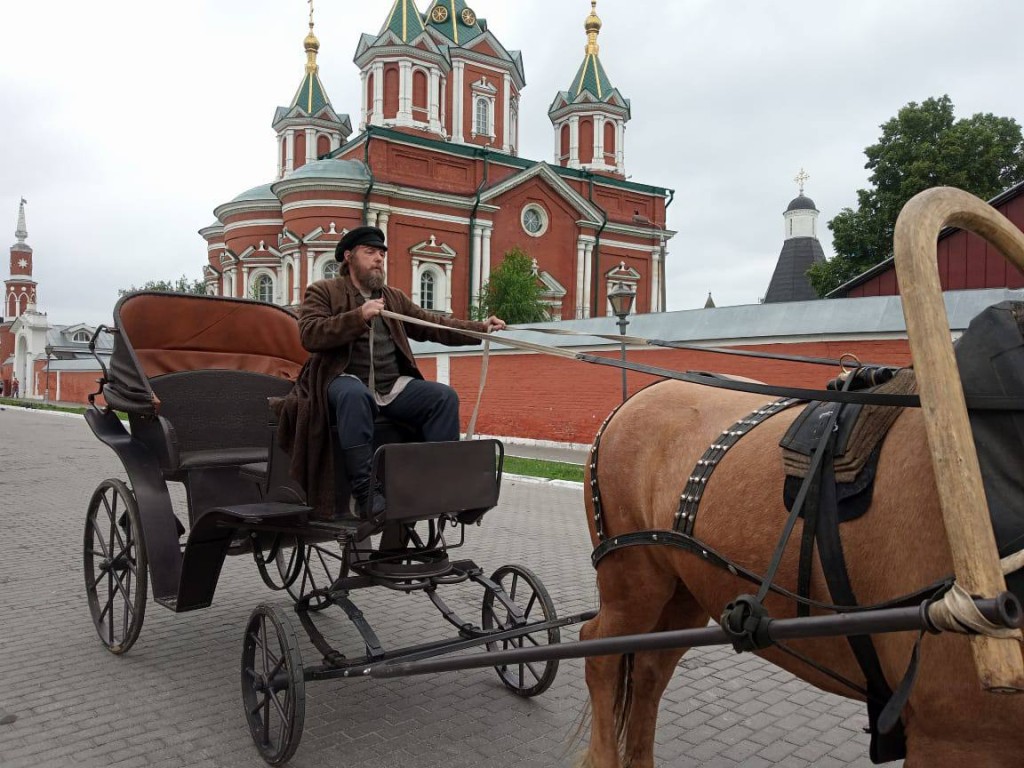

{"left": 481, "top": 564, "right": 560, "bottom": 697}
{"left": 241, "top": 604, "right": 305, "bottom": 766}
{"left": 83, "top": 478, "right": 148, "bottom": 654}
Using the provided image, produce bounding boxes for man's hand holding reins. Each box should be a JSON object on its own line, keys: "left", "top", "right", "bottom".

{"left": 360, "top": 298, "right": 385, "bottom": 324}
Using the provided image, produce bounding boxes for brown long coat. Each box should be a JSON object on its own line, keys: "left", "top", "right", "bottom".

{"left": 276, "top": 275, "right": 487, "bottom": 516}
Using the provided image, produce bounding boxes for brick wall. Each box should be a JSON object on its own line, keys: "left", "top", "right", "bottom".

{"left": 434, "top": 338, "right": 914, "bottom": 444}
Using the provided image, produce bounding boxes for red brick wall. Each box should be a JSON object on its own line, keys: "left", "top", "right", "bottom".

{"left": 429, "top": 339, "right": 914, "bottom": 444}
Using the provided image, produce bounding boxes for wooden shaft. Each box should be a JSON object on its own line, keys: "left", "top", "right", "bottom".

{"left": 893, "top": 186, "right": 1024, "bottom": 692}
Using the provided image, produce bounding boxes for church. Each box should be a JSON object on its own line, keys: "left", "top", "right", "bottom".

{"left": 200, "top": 0, "right": 674, "bottom": 320}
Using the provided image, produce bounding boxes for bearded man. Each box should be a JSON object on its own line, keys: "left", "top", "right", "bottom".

{"left": 280, "top": 225, "right": 505, "bottom": 520}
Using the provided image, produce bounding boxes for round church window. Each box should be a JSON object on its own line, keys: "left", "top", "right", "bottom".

{"left": 521, "top": 204, "right": 548, "bottom": 237}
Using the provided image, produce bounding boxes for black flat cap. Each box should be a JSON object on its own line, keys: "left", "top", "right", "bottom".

{"left": 335, "top": 225, "right": 388, "bottom": 261}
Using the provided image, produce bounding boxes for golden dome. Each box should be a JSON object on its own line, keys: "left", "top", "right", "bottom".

{"left": 304, "top": 24, "right": 320, "bottom": 53}
{"left": 585, "top": 1, "right": 602, "bottom": 34}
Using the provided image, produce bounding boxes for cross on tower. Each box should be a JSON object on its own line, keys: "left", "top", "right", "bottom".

{"left": 794, "top": 168, "right": 810, "bottom": 195}
{"left": 308, "top": 0, "right": 314, "bottom": 25}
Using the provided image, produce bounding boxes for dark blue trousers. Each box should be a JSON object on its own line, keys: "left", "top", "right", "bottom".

{"left": 327, "top": 375, "right": 461, "bottom": 450}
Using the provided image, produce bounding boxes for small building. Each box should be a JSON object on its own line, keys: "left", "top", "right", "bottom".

{"left": 1, "top": 200, "right": 112, "bottom": 401}
{"left": 829, "top": 181, "right": 1024, "bottom": 298}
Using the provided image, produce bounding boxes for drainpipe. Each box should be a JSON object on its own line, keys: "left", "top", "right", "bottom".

{"left": 662, "top": 188, "right": 675, "bottom": 312}
{"left": 361, "top": 126, "right": 376, "bottom": 224}
{"left": 468, "top": 147, "right": 490, "bottom": 315}
{"left": 586, "top": 171, "right": 609, "bottom": 318}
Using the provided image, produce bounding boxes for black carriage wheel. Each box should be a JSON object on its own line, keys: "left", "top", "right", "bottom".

{"left": 241, "top": 604, "right": 306, "bottom": 766}
{"left": 481, "top": 564, "right": 560, "bottom": 697}
{"left": 83, "top": 478, "right": 148, "bottom": 654}
{"left": 277, "top": 537, "right": 349, "bottom": 612}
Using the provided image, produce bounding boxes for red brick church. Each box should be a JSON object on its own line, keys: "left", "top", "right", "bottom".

{"left": 200, "top": 0, "right": 674, "bottom": 320}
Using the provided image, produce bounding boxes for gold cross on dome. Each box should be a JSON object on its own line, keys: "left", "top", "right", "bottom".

{"left": 308, "top": 0, "right": 314, "bottom": 25}
{"left": 794, "top": 168, "right": 810, "bottom": 195}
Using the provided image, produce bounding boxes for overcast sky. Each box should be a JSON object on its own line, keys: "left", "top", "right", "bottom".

{"left": 3, "top": 0, "right": 1023, "bottom": 325}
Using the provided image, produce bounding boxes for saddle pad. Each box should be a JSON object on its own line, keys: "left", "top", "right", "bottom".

{"left": 781, "top": 368, "right": 916, "bottom": 483}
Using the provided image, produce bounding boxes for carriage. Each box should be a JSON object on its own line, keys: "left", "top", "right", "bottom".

{"left": 83, "top": 188, "right": 1024, "bottom": 767}
{"left": 82, "top": 290, "right": 575, "bottom": 764}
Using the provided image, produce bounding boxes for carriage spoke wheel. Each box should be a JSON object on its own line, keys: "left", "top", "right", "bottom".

{"left": 277, "top": 536, "right": 349, "bottom": 612}
{"left": 241, "top": 604, "right": 305, "bottom": 766}
{"left": 482, "top": 564, "right": 560, "bottom": 697}
{"left": 83, "top": 478, "right": 148, "bottom": 654}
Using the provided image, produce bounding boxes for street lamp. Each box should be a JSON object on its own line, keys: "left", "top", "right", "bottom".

{"left": 632, "top": 212, "right": 667, "bottom": 312}
{"left": 44, "top": 345, "right": 53, "bottom": 402}
{"left": 607, "top": 282, "right": 636, "bottom": 402}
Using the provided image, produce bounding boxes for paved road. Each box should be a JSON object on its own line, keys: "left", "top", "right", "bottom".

{"left": 0, "top": 407, "right": 884, "bottom": 767}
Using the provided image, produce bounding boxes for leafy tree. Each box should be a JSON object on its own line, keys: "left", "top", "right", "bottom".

{"left": 809, "top": 95, "right": 1024, "bottom": 296}
{"left": 118, "top": 274, "right": 207, "bottom": 297}
{"left": 474, "top": 247, "right": 548, "bottom": 324}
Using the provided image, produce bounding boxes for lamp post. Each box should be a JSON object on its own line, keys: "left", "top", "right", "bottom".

{"left": 607, "top": 282, "right": 636, "bottom": 402}
{"left": 44, "top": 345, "right": 53, "bottom": 402}
{"left": 632, "top": 213, "right": 667, "bottom": 312}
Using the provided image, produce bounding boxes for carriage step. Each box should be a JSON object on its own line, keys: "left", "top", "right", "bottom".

{"left": 210, "top": 502, "right": 312, "bottom": 524}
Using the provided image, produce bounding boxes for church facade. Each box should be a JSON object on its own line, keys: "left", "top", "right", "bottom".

{"left": 200, "top": 0, "right": 674, "bottom": 320}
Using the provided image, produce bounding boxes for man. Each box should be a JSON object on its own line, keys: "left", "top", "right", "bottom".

{"left": 281, "top": 225, "right": 505, "bottom": 519}
{"left": 11, "top": 377, "right": 18, "bottom": 398}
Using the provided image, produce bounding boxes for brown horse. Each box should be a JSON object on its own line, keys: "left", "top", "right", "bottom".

{"left": 577, "top": 190, "right": 1024, "bottom": 768}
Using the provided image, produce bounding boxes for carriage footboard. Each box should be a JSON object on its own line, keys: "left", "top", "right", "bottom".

{"left": 169, "top": 502, "right": 313, "bottom": 613}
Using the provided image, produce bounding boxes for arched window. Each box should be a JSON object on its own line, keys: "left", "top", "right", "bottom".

{"left": 255, "top": 274, "right": 274, "bottom": 303}
{"left": 72, "top": 331, "right": 90, "bottom": 343}
{"left": 474, "top": 98, "right": 490, "bottom": 136}
{"left": 323, "top": 261, "right": 340, "bottom": 281}
{"left": 420, "top": 271, "right": 436, "bottom": 310}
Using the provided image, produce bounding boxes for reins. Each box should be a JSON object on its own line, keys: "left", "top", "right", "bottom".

{"left": 382, "top": 308, "right": 1024, "bottom": 412}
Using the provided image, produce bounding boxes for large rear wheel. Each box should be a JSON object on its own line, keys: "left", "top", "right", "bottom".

{"left": 241, "top": 604, "right": 305, "bottom": 766}
{"left": 83, "top": 479, "right": 148, "bottom": 654}
{"left": 482, "top": 564, "right": 559, "bottom": 697}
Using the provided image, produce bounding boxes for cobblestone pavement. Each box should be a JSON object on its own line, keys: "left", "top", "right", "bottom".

{"left": 0, "top": 407, "right": 887, "bottom": 767}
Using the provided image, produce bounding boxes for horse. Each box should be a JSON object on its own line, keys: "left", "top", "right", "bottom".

{"left": 577, "top": 189, "right": 1024, "bottom": 768}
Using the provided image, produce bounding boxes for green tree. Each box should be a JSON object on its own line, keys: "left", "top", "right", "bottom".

{"left": 118, "top": 274, "right": 207, "bottom": 297}
{"left": 808, "top": 95, "right": 1024, "bottom": 296}
{"left": 475, "top": 247, "right": 548, "bottom": 324}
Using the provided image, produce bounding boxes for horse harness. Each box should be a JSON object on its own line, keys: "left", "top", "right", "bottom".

{"left": 589, "top": 369, "right": 914, "bottom": 764}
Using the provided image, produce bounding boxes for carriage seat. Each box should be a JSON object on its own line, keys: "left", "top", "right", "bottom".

{"left": 130, "top": 369, "right": 295, "bottom": 479}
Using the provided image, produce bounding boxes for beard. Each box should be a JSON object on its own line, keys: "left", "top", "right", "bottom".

{"left": 352, "top": 261, "right": 385, "bottom": 291}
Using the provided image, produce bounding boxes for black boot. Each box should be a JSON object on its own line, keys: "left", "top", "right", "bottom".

{"left": 342, "top": 444, "right": 386, "bottom": 520}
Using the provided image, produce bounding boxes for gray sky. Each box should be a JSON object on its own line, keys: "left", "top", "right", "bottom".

{"left": 3, "top": 0, "right": 1023, "bottom": 325}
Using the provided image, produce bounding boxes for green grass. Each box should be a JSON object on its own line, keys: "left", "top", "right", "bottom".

{"left": 503, "top": 455, "right": 584, "bottom": 483}
{"left": 0, "top": 397, "right": 87, "bottom": 415}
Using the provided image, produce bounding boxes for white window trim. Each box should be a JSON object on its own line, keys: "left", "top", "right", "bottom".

{"left": 312, "top": 251, "right": 339, "bottom": 282}
{"left": 521, "top": 203, "right": 549, "bottom": 238}
{"left": 413, "top": 261, "right": 451, "bottom": 314}
{"left": 248, "top": 268, "right": 278, "bottom": 304}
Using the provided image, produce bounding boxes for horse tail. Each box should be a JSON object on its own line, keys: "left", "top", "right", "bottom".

{"left": 614, "top": 653, "right": 636, "bottom": 760}
{"left": 571, "top": 653, "right": 636, "bottom": 768}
